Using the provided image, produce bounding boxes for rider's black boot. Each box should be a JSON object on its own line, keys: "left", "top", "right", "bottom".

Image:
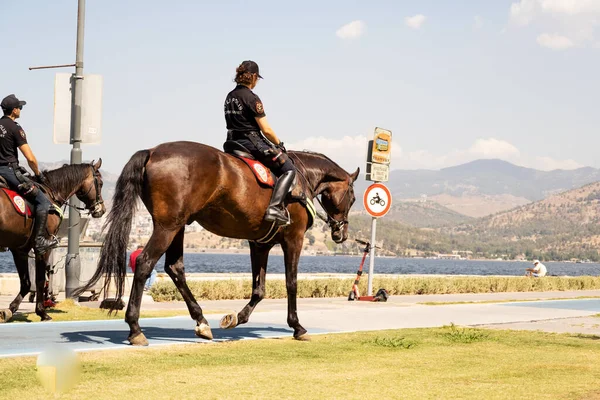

{"left": 264, "top": 170, "right": 296, "bottom": 226}
{"left": 33, "top": 208, "right": 58, "bottom": 255}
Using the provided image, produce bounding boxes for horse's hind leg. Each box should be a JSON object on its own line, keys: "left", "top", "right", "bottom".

{"left": 163, "top": 228, "right": 212, "bottom": 340}
{"left": 125, "top": 226, "right": 180, "bottom": 345}
{"left": 220, "top": 241, "right": 272, "bottom": 329}
{"left": 0, "top": 250, "right": 31, "bottom": 322}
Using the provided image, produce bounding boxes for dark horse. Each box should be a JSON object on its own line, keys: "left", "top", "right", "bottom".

{"left": 0, "top": 160, "right": 106, "bottom": 323}
{"left": 75, "top": 141, "right": 358, "bottom": 345}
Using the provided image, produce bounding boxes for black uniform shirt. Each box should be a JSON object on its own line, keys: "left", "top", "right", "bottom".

{"left": 0, "top": 116, "right": 27, "bottom": 165}
{"left": 224, "top": 85, "right": 266, "bottom": 134}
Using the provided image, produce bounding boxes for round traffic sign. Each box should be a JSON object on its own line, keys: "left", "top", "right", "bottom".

{"left": 363, "top": 183, "right": 392, "bottom": 218}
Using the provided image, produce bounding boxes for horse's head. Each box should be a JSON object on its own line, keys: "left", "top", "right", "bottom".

{"left": 319, "top": 167, "right": 359, "bottom": 243}
{"left": 76, "top": 159, "right": 106, "bottom": 218}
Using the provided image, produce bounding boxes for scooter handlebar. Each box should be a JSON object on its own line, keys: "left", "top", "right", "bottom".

{"left": 355, "top": 239, "right": 369, "bottom": 245}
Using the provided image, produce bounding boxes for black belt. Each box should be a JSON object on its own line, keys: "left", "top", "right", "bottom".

{"left": 0, "top": 162, "right": 14, "bottom": 167}
{"left": 228, "top": 130, "right": 266, "bottom": 147}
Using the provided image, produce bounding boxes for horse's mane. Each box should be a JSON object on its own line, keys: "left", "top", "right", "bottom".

{"left": 42, "top": 164, "right": 92, "bottom": 195}
{"left": 289, "top": 150, "right": 349, "bottom": 181}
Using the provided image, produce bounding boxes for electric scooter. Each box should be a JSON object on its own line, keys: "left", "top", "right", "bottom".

{"left": 348, "top": 239, "right": 389, "bottom": 302}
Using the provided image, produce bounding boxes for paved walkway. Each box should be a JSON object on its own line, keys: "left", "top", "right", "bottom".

{"left": 1, "top": 291, "right": 599, "bottom": 358}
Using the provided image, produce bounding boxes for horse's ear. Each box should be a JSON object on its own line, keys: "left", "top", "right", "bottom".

{"left": 93, "top": 158, "right": 102, "bottom": 170}
{"left": 350, "top": 167, "right": 360, "bottom": 182}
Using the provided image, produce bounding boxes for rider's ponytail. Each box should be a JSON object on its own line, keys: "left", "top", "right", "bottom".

{"left": 235, "top": 63, "right": 256, "bottom": 85}
{"left": 234, "top": 61, "right": 261, "bottom": 86}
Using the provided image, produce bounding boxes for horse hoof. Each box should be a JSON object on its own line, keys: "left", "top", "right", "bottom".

{"left": 0, "top": 309, "right": 12, "bottom": 323}
{"left": 294, "top": 333, "right": 311, "bottom": 341}
{"left": 294, "top": 328, "right": 310, "bottom": 341}
{"left": 219, "top": 313, "right": 238, "bottom": 329}
{"left": 195, "top": 322, "right": 213, "bottom": 340}
{"left": 129, "top": 333, "right": 149, "bottom": 346}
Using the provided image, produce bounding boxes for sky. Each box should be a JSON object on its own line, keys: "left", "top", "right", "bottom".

{"left": 1, "top": 0, "right": 599, "bottom": 175}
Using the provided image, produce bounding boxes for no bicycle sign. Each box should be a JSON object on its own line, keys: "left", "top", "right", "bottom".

{"left": 363, "top": 183, "right": 392, "bottom": 218}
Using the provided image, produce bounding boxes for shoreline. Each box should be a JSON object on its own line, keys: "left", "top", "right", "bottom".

{"left": 3, "top": 247, "right": 595, "bottom": 263}
{"left": 177, "top": 250, "right": 598, "bottom": 264}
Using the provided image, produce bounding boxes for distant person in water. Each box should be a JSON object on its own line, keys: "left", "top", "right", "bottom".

{"left": 525, "top": 260, "right": 547, "bottom": 277}
{"left": 129, "top": 245, "right": 156, "bottom": 291}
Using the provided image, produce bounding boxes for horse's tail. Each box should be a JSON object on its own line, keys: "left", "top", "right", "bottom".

{"left": 74, "top": 149, "right": 150, "bottom": 308}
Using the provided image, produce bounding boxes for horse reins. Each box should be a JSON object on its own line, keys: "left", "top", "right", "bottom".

{"left": 71, "top": 165, "right": 104, "bottom": 213}
{"left": 45, "top": 165, "right": 103, "bottom": 214}
{"left": 289, "top": 153, "right": 351, "bottom": 231}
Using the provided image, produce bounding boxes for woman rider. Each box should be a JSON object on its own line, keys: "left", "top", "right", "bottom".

{"left": 224, "top": 60, "right": 296, "bottom": 226}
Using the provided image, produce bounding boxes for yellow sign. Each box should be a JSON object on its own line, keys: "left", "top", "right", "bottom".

{"left": 371, "top": 127, "right": 392, "bottom": 164}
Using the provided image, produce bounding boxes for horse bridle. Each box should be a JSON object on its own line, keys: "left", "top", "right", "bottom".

{"left": 289, "top": 152, "right": 351, "bottom": 231}
{"left": 315, "top": 184, "right": 352, "bottom": 231}
{"left": 71, "top": 165, "right": 104, "bottom": 213}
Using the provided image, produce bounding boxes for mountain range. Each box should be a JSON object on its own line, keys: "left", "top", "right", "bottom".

{"left": 355, "top": 159, "right": 600, "bottom": 217}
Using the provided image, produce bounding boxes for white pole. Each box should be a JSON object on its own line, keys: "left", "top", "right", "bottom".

{"left": 367, "top": 216, "right": 377, "bottom": 296}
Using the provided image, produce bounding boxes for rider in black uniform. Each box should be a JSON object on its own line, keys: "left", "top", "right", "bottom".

{"left": 0, "top": 94, "right": 58, "bottom": 254}
{"left": 224, "top": 61, "right": 296, "bottom": 226}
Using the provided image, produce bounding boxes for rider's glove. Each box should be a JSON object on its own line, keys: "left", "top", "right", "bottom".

{"left": 277, "top": 142, "right": 287, "bottom": 153}
{"left": 35, "top": 173, "right": 49, "bottom": 186}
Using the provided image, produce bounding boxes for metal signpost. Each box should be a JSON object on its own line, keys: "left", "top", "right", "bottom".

{"left": 29, "top": 0, "right": 96, "bottom": 299}
{"left": 364, "top": 127, "right": 393, "bottom": 296}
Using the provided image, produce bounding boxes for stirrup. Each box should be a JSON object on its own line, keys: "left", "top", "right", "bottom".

{"left": 35, "top": 236, "right": 59, "bottom": 255}
{"left": 264, "top": 207, "right": 290, "bottom": 226}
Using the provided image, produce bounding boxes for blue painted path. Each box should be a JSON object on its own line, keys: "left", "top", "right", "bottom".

{"left": 501, "top": 299, "right": 600, "bottom": 312}
{"left": 0, "top": 316, "right": 334, "bottom": 358}
{"left": 2, "top": 297, "right": 599, "bottom": 359}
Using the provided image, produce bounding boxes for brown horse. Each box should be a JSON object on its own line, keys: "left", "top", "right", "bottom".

{"left": 75, "top": 141, "right": 358, "bottom": 345}
{"left": 0, "top": 160, "right": 106, "bottom": 323}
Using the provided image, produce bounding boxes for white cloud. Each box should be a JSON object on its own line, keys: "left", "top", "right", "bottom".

{"left": 289, "top": 135, "right": 583, "bottom": 172}
{"left": 336, "top": 20, "right": 366, "bottom": 39}
{"left": 532, "top": 156, "right": 584, "bottom": 170}
{"left": 474, "top": 16, "right": 484, "bottom": 30}
{"left": 287, "top": 135, "right": 373, "bottom": 172}
{"left": 509, "top": 0, "right": 600, "bottom": 48}
{"left": 468, "top": 138, "right": 521, "bottom": 159}
{"left": 404, "top": 138, "right": 583, "bottom": 171}
{"left": 536, "top": 33, "right": 575, "bottom": 49}
{"left": 405, "top": 14, "right": 427, "bottom": 29}
{"left": 539, "top": 0, "right": 600, "bottom": 15}
{"left": 510, "top": 0, "right": 538, "bottom": 25}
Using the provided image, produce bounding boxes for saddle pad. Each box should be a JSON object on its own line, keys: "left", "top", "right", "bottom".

{"left": 1, "top": 188, "right": 33, "bottom": 217}
{"left": 239, "top": 157, "right": 275, "bottom": 187}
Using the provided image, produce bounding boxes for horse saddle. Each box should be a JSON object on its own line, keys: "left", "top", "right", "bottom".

{"left": 223, "top": 141, "right": 277, "bottom": 187}
{"left": 223, "top": 141, "right": 316, "bottom": 234}
{"left": 0, "top": 187, "right": 33, "bottom": 217}
{"left": 0, "top": 176, "right": 63, "bottom": 220}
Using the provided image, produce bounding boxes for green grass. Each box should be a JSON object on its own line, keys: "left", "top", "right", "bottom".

{"left": 149, "top": 276, "right": 600, "bottom": 301}
{"left": 441, "top": 323, "right": 491, "bottom": 343}
{"left": 8, "top": 299, "right": 191, "bottom": 323}
{"left": 1, "top": 328, "right": 600, "bottom": 399}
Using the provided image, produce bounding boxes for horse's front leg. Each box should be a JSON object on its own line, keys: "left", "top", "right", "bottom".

{"left": 280, "top": 233, "right": 308, "bottom": 340}
{"left": 34, "top": 252, "right": 51, "bottom": 321}
{"left": 220, "top": 241, "right": 273, "bottom": 329}
{"left": 0, "top": 249, "right": 32, "bottom": 322}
